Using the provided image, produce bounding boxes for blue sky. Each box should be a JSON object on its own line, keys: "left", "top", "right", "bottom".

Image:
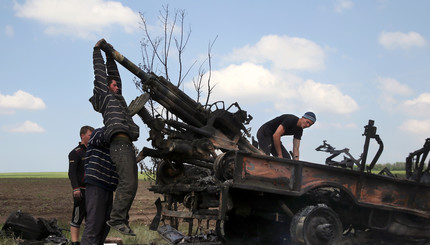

{"left": 1, "top": 0, "right": 429, "bottom": 173}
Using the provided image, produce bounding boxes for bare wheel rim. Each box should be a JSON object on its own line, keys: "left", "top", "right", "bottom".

{"left": 291, "top": 204, "right": 342, "bottom": 245}
{"left": 156, "top": 160, "right": 184, "bottom": 184}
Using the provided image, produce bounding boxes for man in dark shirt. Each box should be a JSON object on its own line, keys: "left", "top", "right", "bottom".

{"left": 257, "top": 112, "right": 316, "bottom": 160}
{"left": 68, "top": 125, "right": 94, "bottom": 245}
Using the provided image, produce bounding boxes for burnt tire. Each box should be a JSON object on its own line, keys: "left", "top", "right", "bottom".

{"left": 213, "top": 152, "right": 235, "bottom": 181}
{"left": 156, "top": 160, "right": 184, "bottom": 184}
{"left": 290, "top": 204, "right": 342, "bottom": 245}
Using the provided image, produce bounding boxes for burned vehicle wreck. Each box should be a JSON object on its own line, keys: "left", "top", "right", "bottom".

{"left": 99, "top": 41, "right": 430, "bottom": 244}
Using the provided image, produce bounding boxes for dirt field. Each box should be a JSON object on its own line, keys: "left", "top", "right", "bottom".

{"left": 0, "top": 178, "right": 160, "bottom": 225}
{"left": 2, "top": 178, "right": 430, "bottom": 244}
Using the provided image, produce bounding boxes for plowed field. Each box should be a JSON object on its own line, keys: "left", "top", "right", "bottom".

{"left": 0, "top": 178, "right": 159, "bottom": 225}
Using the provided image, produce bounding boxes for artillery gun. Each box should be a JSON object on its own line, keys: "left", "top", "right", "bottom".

{"left": 99, "top": 41, "right": 261, "bottom": 181}
{"left": 99, "top": 41, "right": 430, "bottom": 244}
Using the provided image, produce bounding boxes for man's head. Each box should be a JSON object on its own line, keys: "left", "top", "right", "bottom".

{"left": 299, "top": 112, "right": 316, "bottom": 129}
{"left": 107, "top": 76, "right": 119, "bottom": 93}
{"left": 80, "top": 126, "right": 94, "bottom": 147}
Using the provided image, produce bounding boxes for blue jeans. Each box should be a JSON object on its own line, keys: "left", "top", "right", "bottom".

{"left": 108, "top": 139, "right": 138, "bottom": 225}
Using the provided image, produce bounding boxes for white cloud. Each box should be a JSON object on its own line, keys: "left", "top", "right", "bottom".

{"left": 376, "top": 77, "right": 430, "bottom": 117}
{"left": 5, "top": 25, "right": 14, "bottom": 37}
{"left": 193, "top": 34, "right": 355, "bottom": 115}
{"left": 377, "top": 77, "right": 413, "bottom": 96}
{"left": 5, "top": 120, "right": 45, "bottom": 133}
{"left": 404, "top": 93, "right": 430, "bottom": 105}
{"left": 297, "top": 80, "right": 358, "bottom": 114}
{"left": 206, "top": 62, "right": 290, "bottom": 104}
{"left": 225, "top": 35, "right": 325, "bottom": 71}
{"left": 334, "top": 0, "right": 354, "bottom": 13}
{"left": 400, "top": 119, "right": 430, "bottom": 135}
{"left": 377, "top": 77, "right": 413, "bottom": 112}
{"left": 0, "top": 90, "right": 46, "bottom": 110}
{"left": 13, "top": 0, "right": 140, "bottom": 39}
{"left": 197, "top": 63, "right": 357, "bottom": 115}
{"left": 378, "top": 31, "right": 427, "bottom": 50}
{"left": 401, "top": 93, "right": 430, "bottom": 117}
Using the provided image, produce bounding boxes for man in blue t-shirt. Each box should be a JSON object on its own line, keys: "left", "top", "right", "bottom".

{"left": 257, "top": 112, "right": 316, "bottom": 160}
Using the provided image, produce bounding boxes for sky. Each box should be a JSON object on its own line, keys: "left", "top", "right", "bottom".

{"left": 1, "top": 0, "right": 430, "bottom": 173}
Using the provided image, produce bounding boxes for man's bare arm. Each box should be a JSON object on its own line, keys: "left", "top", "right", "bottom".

{"left": 273, "top": 125, "right": 285, "bottom": 157}
{"left": 292, "top": 138, "right": 300, "bottom": 160}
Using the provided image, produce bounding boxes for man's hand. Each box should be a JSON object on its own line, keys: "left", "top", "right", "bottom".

{"left": 73, "top": 189, "right": 82, "bottom": 201}
{"left": 95, "top": 38, "right": 106, "bottom": 48}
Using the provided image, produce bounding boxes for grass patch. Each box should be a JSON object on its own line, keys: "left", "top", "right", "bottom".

{"left": 0, "top": 221, "right": 166, "bottom": 245}
{"left": 0, "top": 172, "right": 68, "bottom": 178}
{"left": 110, "top": 222, "right": 165, "bottom": 244}
{"left": 390, "top": 170, "right": 406, "bottom": 178}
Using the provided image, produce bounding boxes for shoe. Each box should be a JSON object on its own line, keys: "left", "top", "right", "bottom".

{"left": 106, "top": 221, "right": 136, "bottom": 236}
{"left": 128, "top": 93, "right": 150, "bottom": 116}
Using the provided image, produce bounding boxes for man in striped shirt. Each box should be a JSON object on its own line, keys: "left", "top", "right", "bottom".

{"left": 89, "top": 39, "right": 139, "bottom": 236}
{"left": 81, "top": 127, "right": 119, "bottom": 244}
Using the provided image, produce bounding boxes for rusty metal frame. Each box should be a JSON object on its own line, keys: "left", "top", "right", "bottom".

{"left": 232, "top": 152, "right": 430, "bottom": 218}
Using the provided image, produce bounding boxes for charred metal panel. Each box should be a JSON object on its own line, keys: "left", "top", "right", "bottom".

{"left": 291, "top": 163, "right": 430, "bottom": 217}
{"left": 357, "top": 178, "right": 430, "bottom": 217}
{"left": 232, "top": 152, "right": 430, "bottom": 219}
{"left": 299, "top": 164, "right": 359, "bottom": 196}
{"left": 239, "top": 155, "right": 296, "bottom": 190}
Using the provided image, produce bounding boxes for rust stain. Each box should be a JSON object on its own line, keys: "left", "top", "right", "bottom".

{"left": 243, "top": 157, "right": 292, "bottom": 180}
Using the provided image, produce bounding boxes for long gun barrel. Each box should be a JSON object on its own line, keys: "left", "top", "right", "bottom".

{"left": 100, "top": 42, "right": 207, "bottom": 128}
{"left": 99, "top": 40, "right": 262, "bottom": 173}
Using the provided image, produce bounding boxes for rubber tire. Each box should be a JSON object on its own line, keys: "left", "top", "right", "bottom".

{"left": 290, "top": 204, "right": 342, "bottom": 245}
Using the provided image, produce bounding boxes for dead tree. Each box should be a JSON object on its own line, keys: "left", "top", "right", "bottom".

{"left": 135, "top": 5, "right": 217, "bottom": 175}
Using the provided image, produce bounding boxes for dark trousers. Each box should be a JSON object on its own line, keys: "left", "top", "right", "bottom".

{"left": 109, "top": 139, "right": 138, "bottom": 225}
{"left": 70, "top": 189, "right": 86, "bottom": 227}
{"left": 257, "top": 128, "right": 291, "bottom": 159}
{"left": 81, "top": 184, "right": 113, "bottom": 245}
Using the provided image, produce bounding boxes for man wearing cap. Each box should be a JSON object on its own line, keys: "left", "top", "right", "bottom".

{"left": 257, "top": 112, "right": 316, "bottom": 160}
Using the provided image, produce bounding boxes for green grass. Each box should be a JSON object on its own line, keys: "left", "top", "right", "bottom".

{"left": 0, "top": 172, "right": 153, "bottom": 180}
{"left": 110, "top": 222, "right": 167, "bottom": 244}
{"left": 0, "top": 172, "right": 69, "bottom": 178}
{"left": 390, "top": 170, "right": 406, "bottom": 178}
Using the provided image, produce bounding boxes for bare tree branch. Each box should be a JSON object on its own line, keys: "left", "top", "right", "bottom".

{"left": 159, "top": 5, "right": 177, "bottom": 81}
{"left": 204, "top": 36, "right": 218, "bottom": 107}
{"left": 139, "top": 12, "right": 163, "bottom": 73}
{"left": 193, "top": 66, "right": 205, "bottom": 103}
{"left": 136, "top": 6, "right": 218, "bottom": 177}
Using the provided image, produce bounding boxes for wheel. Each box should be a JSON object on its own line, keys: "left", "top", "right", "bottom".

{"left": 156, "top": 160, "right": 184, "bottom": 184}
{"left": 290, "top": 204, "right": 343, "bottom": 245}
{"left": 213, "top": 152, "right": 235, "bottom": 181}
